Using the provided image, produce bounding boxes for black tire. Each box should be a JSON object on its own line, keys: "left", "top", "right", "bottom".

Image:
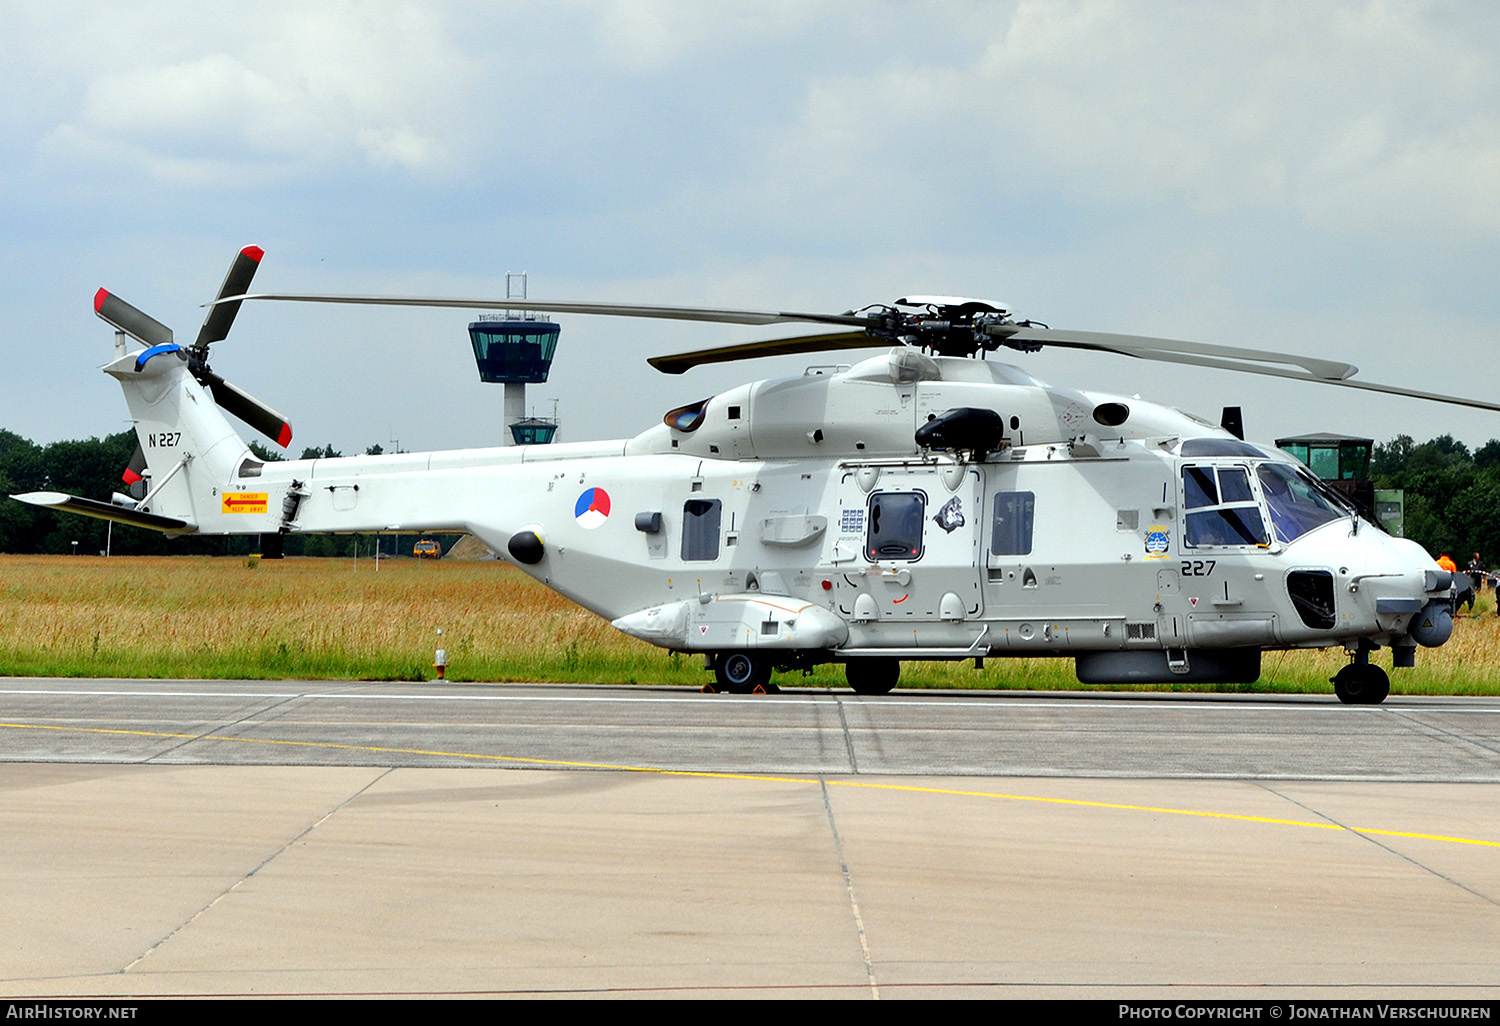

{"left": 846, "top": 658, "right": 900, "bottom": 695}
{"left": 1332, "top": 664, "right": 1390, "bottom": 705}
{"left": 714, "top": 652, "right": 772, "bottom": 693}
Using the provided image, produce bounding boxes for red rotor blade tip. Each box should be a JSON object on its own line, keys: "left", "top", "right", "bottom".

{"left": 241, "top": 245, "right": 264, "bottom": 263}
{"left": 94, "top": 288, "right": 109, "bottom": 312}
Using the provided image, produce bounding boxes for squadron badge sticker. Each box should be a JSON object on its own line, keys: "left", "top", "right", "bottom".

{"left": 1144, "top": 525, "right": 1170, "bottom": 557}
{"left": 932, "top": 496, "right": 965, "bottom": 534}
{"left": 574, "top": 487, "right": 611, "bottom": 529}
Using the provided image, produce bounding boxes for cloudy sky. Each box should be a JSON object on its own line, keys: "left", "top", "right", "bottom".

{"left": 3, "top": 0, "right": 1498, "bottom": 457}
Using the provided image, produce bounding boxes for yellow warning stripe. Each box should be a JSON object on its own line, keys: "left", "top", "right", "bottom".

{"left": 1, "top": 720, "right": 1494, "bottom": 849}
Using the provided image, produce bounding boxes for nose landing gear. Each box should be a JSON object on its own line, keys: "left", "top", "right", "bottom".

{"left": 1331, "top": 652, "right": 1391, "bottom": 705}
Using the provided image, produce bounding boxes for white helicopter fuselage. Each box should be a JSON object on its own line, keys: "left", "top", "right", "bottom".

{"left": 83, "top": 342, "right": 1452, "bottom": 689}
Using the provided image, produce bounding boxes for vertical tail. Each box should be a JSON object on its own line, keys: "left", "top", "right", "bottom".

{"left": 12, "top": 247, "right": 293, "bottom": 535}
{"left": 104, "top": 343, "right": 251, "bottom": 527}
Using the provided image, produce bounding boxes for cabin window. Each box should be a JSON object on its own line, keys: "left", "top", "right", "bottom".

{"left": 866, "top": 491, "right": 926, "bottom": 561}
{"left": 991, "top": 491, "right": 1035, "bottom": 556}
{"left": 1182, "top": 464, "right": 1269, "bottom": 547}
{"left": 681, "top": 498, "right": 722, "bottom": 561}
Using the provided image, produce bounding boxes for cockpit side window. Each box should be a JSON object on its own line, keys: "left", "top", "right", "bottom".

{"left": 1182, "top": 464, "right": 1269, "bottom": 548}
{"left": 1183, "top": 466, "right": 1218, "bottom": 508}
{"left": 867, "top": 491, "right": 926, "bottom": 561}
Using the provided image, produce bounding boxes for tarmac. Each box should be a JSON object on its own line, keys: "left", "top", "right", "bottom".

{"left": 2, "top": 679, "right": 1499, "bottom": 999}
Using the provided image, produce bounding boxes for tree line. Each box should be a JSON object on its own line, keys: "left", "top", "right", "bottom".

{"left": 0, "top": 429, "right": 441, "bottom": 557}
{"left": 2, "top": 427, "right": 1497, "bottom": 562}
{"left": 1371, "top": 434, "right": 1500, "bottom": 565}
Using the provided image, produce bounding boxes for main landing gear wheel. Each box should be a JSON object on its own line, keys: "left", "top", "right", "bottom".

{"left": 846, "top": 658, "right": 900, "bottom": 695}
{"left": 712, "top": 652, "right": 774, "bottom": 693}
{"left": 1332, "top": 663, "right": 1390, "bottom": 705}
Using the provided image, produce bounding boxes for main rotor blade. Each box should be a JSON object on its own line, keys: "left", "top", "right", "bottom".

{"left": 224, "top": 293, "right": 871, "bottom": 329}
{"left": 999, "top": 326, "right": 1358, "bottom": 381}
{"left": 193, "top": 245, "right": 263, "bottom": 353}
{"left": 1006, "top": 326, "right": 1500, "bottom": 413}
{"left": 648, "top": 331, "right": 879, "bottom": 374}
{"left": 94, "top": 289, "right": 173, "bottom": 347}
{"left": 199, "top": 369, "right": 293, "bottom": 447}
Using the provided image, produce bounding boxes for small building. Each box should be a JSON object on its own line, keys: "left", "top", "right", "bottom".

{"left": 1274, "top": 432, "right": 1370, "bottom": 483}
{"left": 1275, "top": 431, "right": 1403, "bottom": 536}
{"left": 508, "top": 415, "right": 559, "bottom": 446}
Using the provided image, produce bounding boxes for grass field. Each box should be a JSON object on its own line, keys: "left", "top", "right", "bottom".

{"left": 2, "top": 553, "right": 1498, "bottom": 696}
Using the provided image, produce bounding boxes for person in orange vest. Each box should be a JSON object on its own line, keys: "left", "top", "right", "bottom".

{"left": 1437, "top": 551, "right": 1474, "bottom": 612}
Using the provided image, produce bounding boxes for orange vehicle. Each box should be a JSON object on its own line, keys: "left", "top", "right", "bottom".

{"left": 413, "top": 539, "right": 441, "bottom": 559}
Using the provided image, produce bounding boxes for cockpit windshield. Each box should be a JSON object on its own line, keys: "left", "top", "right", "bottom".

{"left": 1256, "top": 463, "right": 1348, "bottom": 543}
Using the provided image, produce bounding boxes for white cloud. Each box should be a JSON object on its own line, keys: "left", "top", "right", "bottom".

{"left": 970, "top": 1, "right": 1500, "bottom": 233}
{"left": 20, "top": 0, "right": 472, "bottom": 185}
{"left": 584, "top": 0, "right": 837, "bottom": 71}
{"left": 356, "top": 126, "right": 445, "bottom": 171}
{"left": 80, "top": 53, "right": 290, "bottom": 144}
{"left": 5, "top": 1, "right": 1500, "bottom": 453}
{"left": 694, "top": 1, "right": 1500, "bottom": 242}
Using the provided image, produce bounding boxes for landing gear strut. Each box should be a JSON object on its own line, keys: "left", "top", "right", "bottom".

{"left": 1332, "top": 651, "right": 1390, "bottom": 705}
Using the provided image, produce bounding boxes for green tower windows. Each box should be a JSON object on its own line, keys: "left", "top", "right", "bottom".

{"left": 468, "top": 319, "right": 560, "bottom": 384}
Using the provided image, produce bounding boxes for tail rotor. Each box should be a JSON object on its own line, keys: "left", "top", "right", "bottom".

{"left": 94, "top": 245, "right": 293, "bottom": 450}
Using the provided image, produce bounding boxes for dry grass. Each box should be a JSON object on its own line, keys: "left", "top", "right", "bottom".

{"left": 0, "top": 554, "right": 662, "bottom": 682}
{"left": 1, "top": 554, "right": 1497, "bottom": 694}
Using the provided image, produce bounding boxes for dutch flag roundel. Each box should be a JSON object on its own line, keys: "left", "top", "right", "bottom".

{"left": 574, "top": 487, "right": 611, "bottom": 529}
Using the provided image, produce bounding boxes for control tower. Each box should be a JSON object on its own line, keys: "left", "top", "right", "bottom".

{"left": 468, "top": 272, "right": 561, "bottom": 444}
{"left": 1276, "top": 431, "right": 1403, "bottom": 535}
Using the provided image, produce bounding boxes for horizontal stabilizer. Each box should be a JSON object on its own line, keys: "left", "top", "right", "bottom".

{"left": 10, "top": 491, "right": 194, "bottom": 533}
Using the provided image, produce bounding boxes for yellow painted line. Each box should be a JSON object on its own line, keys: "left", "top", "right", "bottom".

{"left": 3, "top": 721, "right": 1497, "bottom": 849}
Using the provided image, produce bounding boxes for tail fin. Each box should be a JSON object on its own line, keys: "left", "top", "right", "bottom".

{"left": 104, "top": 343, "right": 252, "bottom": 530}
{"left": 15, "top": 342, "right": 258, "bottom": 533}
{"left": 13, "top": 248, "right": 291, "bottom": 536}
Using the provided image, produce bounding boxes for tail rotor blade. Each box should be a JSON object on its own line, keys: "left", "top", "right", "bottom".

{"left": 200, "top": 369, "right": 293, "bottom": 448}
{"left": 94, "top": 290, "right": 173, "bottom": 346}
{"left": 121, "top": 443, "right": 147, "bottom": 499}
{"left": 194, "top": 245, "right": 264, "bottom": 353}
{"left": 121, "top": 443, "right": 146, "bottom": 486}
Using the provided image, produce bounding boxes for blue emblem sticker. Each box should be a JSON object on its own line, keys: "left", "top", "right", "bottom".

{"left": 1144, "top": 525, "right": 1170, "bottom": 556}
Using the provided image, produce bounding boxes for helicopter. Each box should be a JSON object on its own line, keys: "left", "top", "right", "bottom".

{"left": 15, "top": 246, "right": 1497, "bottom": 703}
